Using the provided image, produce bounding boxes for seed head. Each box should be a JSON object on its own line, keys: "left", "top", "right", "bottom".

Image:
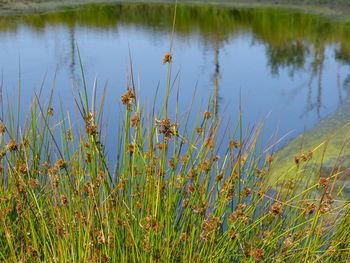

{"left": 55, "top": 159, "right": 67, "bottom": 170}
{"left": 252, "top": 249, "right": 265, "bottom": 261}
{"left": 163, "top": 52, "right": 173, "bottom": 64}
{"left": 121, "top": 88, "right": 136, "bottom": 106}
{"left": 28, "top": 245, "right": 39, "bottom": 258}
{"left": 229, "top": 140, "right": 240, "bottom": 149}
{"left": 305, "top": 203, "right": 315, "bottom": 215}
{"left": 181, "top": 198, "right": 189, "bottom": 208}
{"left": 6, "top": 139, "right": 18, "bottom": 152}
{"left": 180, "top": 232, "right": 187, "bottom": 241}
{"left": 0, "top": 123, "right": 5, "bottom": 134}
{"left": 47, "top": 106, "right": 54, "bottom": 116}
{"left": 267, "top": 155, "right": 273, "bottom": 163}
{"left": 130, "top": 113, "right": 140, "bottom": 127}
{"left": 204, "top": 111, "right": 211, "bottom": 119}
{"left": 60, "top": 195, "right": 68, "bottom": 206}
{"left": 269, "top": 202, "right": 282, "bottom": 216}
{"left": 319, "top": 177, "right": 330, "bottom": 188}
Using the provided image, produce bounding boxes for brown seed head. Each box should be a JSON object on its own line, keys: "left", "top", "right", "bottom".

{"left": 0, "top": 123, "right": 6, "bottom": 134}
{"left": 294, "top": 156, "right": 300, "bottom": 165}
{"left": 163, "top": 52, "right": 173, "bottom": 64}
{"left": 267, "top": 155, "right": 273, "bottom": 163}
{"left": 229, "top": 140, "right": 240, "bottom": 149}
{"left": 101, "top": 255, "right": 110, "bottom": 263}
{"left": 212, "top": 155, "right": 220, "bottom": 162}
{"left": 319, "top": 177, "right": 330, "bottom": 188}
{"left": 47, "top": 106, "right": 54, "bottom": 116}
{"left": 180, "top": 232, "right": 187, "bottom": 241}
{"left": 28, "top": 245, "right": 39, "bottom": 258}
{"left": 60, "top": 195, "right": 68, "bottom": 206}
{"left": 121, "top": 88, "right": 136, "bottom": 106}
{"left": 181, "top": 198, "right": 189, "bottom": 208}
{"left": 130, "top": 113, "right": 140, "bottom": 127}
{"left": 269, "top": 202, "right": 282, "bottom": 216}
{"left": 128, "top": 143, "right": 135, "bottom": 154}
{"left": 29, "top": 178, "right": 39, "bottom": 190}
{"left": 216, "top": 173, "right": 224, "bottom": 181}
{"left": 6, "top": 139, "right": 18, "bottom": 152}
{"left": 204, "top": 111, "right": 211, "bottom": 119}
{"left": 55, "top": 159, "right": 67, "bottom": 170}
{"left": 252, "top": 249, "right": 265, "bottom": 261}
{"left": 305, "top": 203, "right": 315, "bottom": 215}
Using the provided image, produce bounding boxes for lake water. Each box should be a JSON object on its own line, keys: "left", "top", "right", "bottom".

{"left": 1, "top": 3, "right": 350, "bottom": 158}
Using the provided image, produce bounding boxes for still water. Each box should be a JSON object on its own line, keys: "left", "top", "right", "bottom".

{"left": 1, "top": 3, "right": 350, "bottom": 159}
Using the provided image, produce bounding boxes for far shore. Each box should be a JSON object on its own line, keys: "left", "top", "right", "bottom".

{"left": 1, "top": 0, "right": 350, "bottom": 21}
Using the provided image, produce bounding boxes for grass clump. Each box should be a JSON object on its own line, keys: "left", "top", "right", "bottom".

{"left": 0, "top": 51, "right": 349, "bottom": 263}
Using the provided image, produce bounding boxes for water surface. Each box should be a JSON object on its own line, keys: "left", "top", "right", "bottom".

{"left": 1, "top": 3, "right": 350, "bottom": 159}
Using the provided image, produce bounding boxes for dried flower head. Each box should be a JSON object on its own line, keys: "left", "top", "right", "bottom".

{"left": 60, "top": 195, "right": 68, "bottom": 206}
{"left": 305, "top": 203, "right": 315, "bottom": 215}
{"left": 168, "top": 158, "right": 176, "bottom": 169}
{"left": 163, "top": 52, "right": 173, "bottom": 64}
{"left": 180, "top": 232, "right": 187, "bottom": 241}
{"left": 155, "top": 119, "right": 178, "bottom": 139}
{"left": 252, "top": 249, "right": 265, "bottom": 261}
{"left": 101, "top": 255, "right": 110, "bottom": 263}
{"left": 229, "top": 140, "right": 240, "bottom": 149}
{"left": 267, "top": 155, "right": 273, "bottom": 163}
{"left": 130, "top": 113, "right": 140, "bottom": 127}
{"left": 269, "top": 202, "right": 282, "bottom": 216}
{"left": 121, "top": 88, "right": 136, "bottom": 108}
{"left": 204, "top": 111, "right": 211, "bottom": 119}
{"left": 181, "top": 198, "right": 189, "bottom": 208}
{"left": 55, "top": 159, "right": 67, "bottom": 170}
{"left": 216, "top": 173, "right": 224, "bottom": 181}
{"left": 128, "top": 143, "right": 135, "bottom": 154}
{"left": 319, "top": 177, "right": 330, "bottom": 188}
{"left": 47, "top": 106, "right": 54, "bottom": 116}
{"left": 294, "top": 156, "right": 300, "bottom": 165}
{"left": 0, "top": 123, "right": 5, "bottom": 134}
{"left": 16, "top": 161, "right": 28, "bottom": 175}
{"left": 212, "top": 155, "right": 220, "bottom": 162}
{"left": 6, "top": 139, "right": 18, "bottom": 152}
{"left": 29, "top": 178, "right": 39, "bottom": 190}
{"left": 28, "top": 245, "right": 39, "bottom": 258}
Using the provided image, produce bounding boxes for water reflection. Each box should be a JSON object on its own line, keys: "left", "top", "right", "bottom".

{"left": 0, "top": 3, "right": 350, "bottom": 148}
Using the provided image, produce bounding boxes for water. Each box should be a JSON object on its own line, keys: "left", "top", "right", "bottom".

{"left": 1, "top": 3, "right": 350, "bottom": 160}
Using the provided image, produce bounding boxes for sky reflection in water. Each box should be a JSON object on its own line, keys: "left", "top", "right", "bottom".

{"left": 0, "top": 3, "right": 350, "bottom": 155}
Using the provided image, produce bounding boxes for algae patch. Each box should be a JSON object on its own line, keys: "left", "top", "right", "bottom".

{"left": 270, "top": 98, "right": 350, "bottom": 191}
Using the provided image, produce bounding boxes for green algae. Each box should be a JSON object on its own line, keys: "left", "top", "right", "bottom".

{"left": 270, "top": 98, "right": 350, "bottom": 191}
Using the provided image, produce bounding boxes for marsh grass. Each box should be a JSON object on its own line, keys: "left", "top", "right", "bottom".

{"left": 0, "top": 29, "right": 350, "bottom": 263}
{"left": 0, "top": 53, "right": 348, "bottom": 263}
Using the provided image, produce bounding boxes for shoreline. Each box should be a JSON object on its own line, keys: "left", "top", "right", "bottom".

{"left": 1, "top": 0, "right": 350, "bottom": 21}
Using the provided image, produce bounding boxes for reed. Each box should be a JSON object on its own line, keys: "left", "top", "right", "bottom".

{"left": 0, "top": 47, "right": 348, "bottom": 262}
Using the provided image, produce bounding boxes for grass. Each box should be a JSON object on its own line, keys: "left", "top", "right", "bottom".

{"left": 0, "top": 47, "right": 349, "bottom": 262}
{"left": 0, "top": 2, "right": 350, "bottom": 260}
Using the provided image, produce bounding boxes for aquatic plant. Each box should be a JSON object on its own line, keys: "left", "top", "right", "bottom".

{"left": 0, "top": 47, "right": 349, "bottom": 262}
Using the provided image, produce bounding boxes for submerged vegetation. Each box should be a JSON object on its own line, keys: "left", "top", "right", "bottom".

{"left": 0, "top": 47, "right": 349, "bottom": 262}
{"left": 271, "top": 98, "right": 350, "bottom": 190}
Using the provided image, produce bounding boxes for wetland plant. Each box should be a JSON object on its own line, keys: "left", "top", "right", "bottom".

{"left": 0, "top": 52, "right": 349, "bottom": 263}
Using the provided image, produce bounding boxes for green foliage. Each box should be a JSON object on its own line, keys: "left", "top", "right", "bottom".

{"left": 0, "top": 49, "right": 349, "bottom": 262}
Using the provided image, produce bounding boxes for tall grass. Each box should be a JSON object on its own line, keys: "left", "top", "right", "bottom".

{"left": 0, "top": 49, "right": 349, "bottom": 263}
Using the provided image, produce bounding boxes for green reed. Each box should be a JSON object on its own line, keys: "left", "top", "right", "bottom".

{"left": 0, "top": 50, "right": 349, "bottom": 262}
